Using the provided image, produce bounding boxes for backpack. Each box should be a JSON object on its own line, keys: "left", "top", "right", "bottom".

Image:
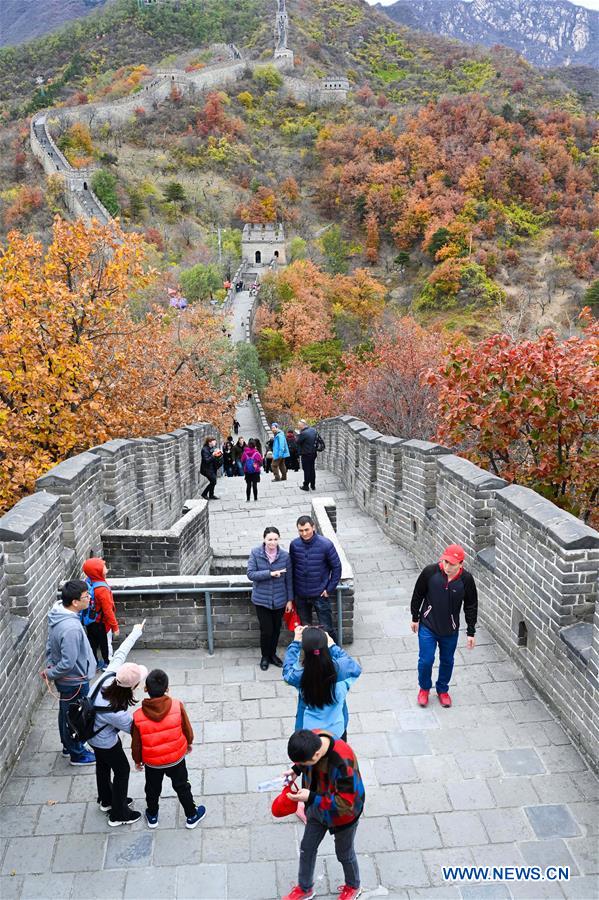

{"left": 315, "top": 432, "right": 326, "bottom": 453}
{"left": 244, "top": 454, "right": 259, "bottom": 474}
{"left": 80, "top": 579, "right": 108, "bottom": 627}
{"left": 66, "top": 673, "right": 112, "bottom": 743}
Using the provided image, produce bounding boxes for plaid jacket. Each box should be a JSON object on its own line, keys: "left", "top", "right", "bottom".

{"left": 298, "top": 731, "right": 365, "bottom": 832}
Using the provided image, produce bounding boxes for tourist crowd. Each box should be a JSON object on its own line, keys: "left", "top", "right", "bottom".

{"left": 41, "top": 481, "right": 477, "bottom": 900}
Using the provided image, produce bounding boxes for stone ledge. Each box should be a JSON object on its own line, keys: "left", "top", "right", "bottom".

{"left": 0, "top": 492, "right": 61, "bottom": 542}
{"left": 497, "top": 484, "right": 599, "bottom": 550}
{"left": 438, "top": 454, "right": 508, "bottom": 491}
{"left": 35, "top": 451, "right": 101, "bottom": 490}
{"left": 560, "top": 622, "right": 592, "bottom": 665}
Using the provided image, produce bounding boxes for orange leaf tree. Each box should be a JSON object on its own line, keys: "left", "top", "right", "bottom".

{"left": 428, "top": 313, "right": 599, "bottom": 525}
{"left": 0, "top": 217, "right": 237, "bottom": 512}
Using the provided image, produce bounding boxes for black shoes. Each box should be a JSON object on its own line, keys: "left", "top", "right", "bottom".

{"left": 299, "top": 486, "right": 310, "bottom": 492}
{"left": 269, "top": 655, "right": 283, "bottom": 668}
{"left": 259, "top": 657, "right": 269, "bottom": 671}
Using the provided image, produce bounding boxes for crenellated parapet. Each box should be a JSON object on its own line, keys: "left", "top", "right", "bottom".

{"left": 0, "top": 422, "right": 214, "bottom": 786}
{"left": 316, "top": 415, "right": 599, "bottom": 766}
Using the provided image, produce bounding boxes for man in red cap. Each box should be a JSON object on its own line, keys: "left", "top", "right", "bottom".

{"left": 410, "top": 544, "right": 478, "bottom": 708}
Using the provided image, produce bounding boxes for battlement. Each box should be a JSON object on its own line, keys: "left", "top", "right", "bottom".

{"left": 315, "top": 415, "right": 599, "bottom": 767}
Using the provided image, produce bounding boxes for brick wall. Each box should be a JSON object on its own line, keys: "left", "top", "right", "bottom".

{"left": 0, "top": 422, "right": 213, "bottom": 787}
{"left": 316, "top": 416, "right": 599, "bottom": 766}
{"left": 102, "top": 499, "right": 211, "bottom": 577}
{"left": 110, "top": 495, "right": 354, "bottom": 649}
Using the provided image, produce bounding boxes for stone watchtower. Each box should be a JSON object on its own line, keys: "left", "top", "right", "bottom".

{"left": 274, "top": 0, "right": 294, "bottom": 67}
{"left": 242, "top": 223, "right": 287, "bottom": 267}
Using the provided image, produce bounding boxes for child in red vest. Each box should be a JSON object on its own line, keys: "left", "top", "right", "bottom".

{"left": 131, "top": 668, "right": 206, "bottom": 829}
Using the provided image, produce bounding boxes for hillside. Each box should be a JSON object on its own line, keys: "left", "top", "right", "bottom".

{"left": 0, "top": 0, "right": 596, "bottom": 341}
{"left": 377, "top": 0, "right": 599, "bottom": 69}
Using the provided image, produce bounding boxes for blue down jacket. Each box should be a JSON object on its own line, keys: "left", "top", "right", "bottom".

{"left": 289, "top": 533, "right": 342, "bottom": 598}
{"left": 247, "top": 544, "right": 293, "bottom": 609}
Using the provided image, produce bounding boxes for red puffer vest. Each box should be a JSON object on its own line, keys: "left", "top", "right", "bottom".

{"left": 133, "top": 699, "right": 188, "bottom": 767}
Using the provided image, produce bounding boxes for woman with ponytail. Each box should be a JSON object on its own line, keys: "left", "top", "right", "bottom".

{"left": 283, "top": 625, "right": 361, "bottom": 740}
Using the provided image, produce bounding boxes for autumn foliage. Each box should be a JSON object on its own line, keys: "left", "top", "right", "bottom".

{"left": 0, "top": 217, "right": 237, "bottom": 513}
{"left": 428, "top": 312, "right": 599, "bottom": 525}
{"left": 317, "top": 97, "right": 598, "bottom": 280}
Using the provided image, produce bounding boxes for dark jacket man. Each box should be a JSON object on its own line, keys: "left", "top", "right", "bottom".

{"left": 290, "top": 532, "right": 342, "bottom": 599}
{"left": 410, "top": 563, "right": 478, "bottom": 637}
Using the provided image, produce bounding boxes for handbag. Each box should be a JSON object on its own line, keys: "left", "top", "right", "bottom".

{"left": 283, "top": 602, "right": 301, "bottom": 631}
{"left": 271, "top": 778, "right": 300, "bottom": 818}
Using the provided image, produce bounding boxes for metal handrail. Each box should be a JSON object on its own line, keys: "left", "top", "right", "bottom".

{"left": 110, "top": 583, "right": 352, "bottom": 655}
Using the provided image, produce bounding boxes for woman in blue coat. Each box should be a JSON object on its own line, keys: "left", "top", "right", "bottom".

{"left": 283, "top": 625, "right": 361, "bottom": 739}
{"left": 247, "top": 526, "right": 294, "bottom": 671}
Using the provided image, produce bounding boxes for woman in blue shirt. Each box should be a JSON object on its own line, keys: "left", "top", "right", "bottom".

{"left": 247, "top": 526, "right": 293, "bottom": 672}
{"left": 283, "top": 625, "right": 361, "bottom": 740}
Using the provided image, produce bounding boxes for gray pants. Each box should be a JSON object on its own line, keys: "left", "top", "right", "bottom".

{"left": 299, "top": 814, "right": 360, "bottom": 891}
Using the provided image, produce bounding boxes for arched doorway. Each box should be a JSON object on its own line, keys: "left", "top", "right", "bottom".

{"left": 274, "top": 250, "right": 279, "bottom": 259}
{"left": 255, "top": 250, "right": 262, "bottom": 264}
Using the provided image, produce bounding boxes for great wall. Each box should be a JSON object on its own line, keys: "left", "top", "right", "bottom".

{"left": 2, "top": 4, "right": 597, "bottom": 897}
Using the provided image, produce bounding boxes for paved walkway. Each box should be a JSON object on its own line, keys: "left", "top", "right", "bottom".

{"left": 1, "top": 295, "right": 597, "bottom": 900}
{"left": 1, "top": 400, "right": 597, "bottom": 899}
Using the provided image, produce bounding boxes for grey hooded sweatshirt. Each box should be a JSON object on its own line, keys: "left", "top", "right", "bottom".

{"left": 46, "top": 603, "right": 97, "bottom": 684}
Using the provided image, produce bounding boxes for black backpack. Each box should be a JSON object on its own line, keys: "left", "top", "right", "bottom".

{"left": 66, "top": 673, "right": 112, "bottom": 743}
{"left": 315, "top": 432, "right": 326, "bottom": 453}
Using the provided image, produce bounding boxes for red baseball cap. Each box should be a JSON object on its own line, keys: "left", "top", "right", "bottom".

{"left": 441, "top": 544, "right": 465, "bottom": 565}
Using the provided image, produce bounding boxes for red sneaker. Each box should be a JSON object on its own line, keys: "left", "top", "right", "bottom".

{"left": 338, "top": 887, "right": 363, "bottom": 900}
{"left": 417, "top": 688, "right": 430, "bottom": 707}
{"left": 283, "top": 887, "right": 315, "bottom": 900}
{"left": 438, "top": 692, "right": 452, "bottom": 707}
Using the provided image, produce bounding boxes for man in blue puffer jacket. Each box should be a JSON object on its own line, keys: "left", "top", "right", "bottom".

{"left": 289, "top": 515, "right": 342, "bottom": 643}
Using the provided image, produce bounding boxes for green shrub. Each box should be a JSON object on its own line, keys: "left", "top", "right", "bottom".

{"left": 91, "top": 169, "right": 119, "bottom": 216}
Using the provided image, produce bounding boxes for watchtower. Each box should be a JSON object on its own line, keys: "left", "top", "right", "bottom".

{"left": 242, "top": 223, "right": 287, "bottom": 268}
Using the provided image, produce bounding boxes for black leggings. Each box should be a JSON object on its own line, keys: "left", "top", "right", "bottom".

{"left": 255, "top": 605, "right": 284, "bottom": 658}
{"left": 245, "top": 473, "right": 259, "bottom": 501}
{"left": 94, "top": 738, "right": 130, "bottom": 820}
{"left": 201, "top": 475, "right": 217, "bottom": 498}
{"left": 86, "top": 621, "right": 109, "bottom": 664}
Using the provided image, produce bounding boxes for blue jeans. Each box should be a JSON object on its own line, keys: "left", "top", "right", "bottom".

{"left": 56, "top": 680, "right": 89, "bottom": 759}
{"left": 296, "top": 595, "right": 337, "bottom": 644}
{"left": 418, "top": 625, "right": 459, "bottom": 694}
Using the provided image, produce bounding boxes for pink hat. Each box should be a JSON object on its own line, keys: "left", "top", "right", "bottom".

{"left": 115, "top": 662, "right": 148, "bottom": 689}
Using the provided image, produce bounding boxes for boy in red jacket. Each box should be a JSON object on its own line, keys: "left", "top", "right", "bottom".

{"left": 82, "top": 557, "right": 119, "bottom": 669}
{"left": 131, "top": 668, "right": 206, "bottom": 830}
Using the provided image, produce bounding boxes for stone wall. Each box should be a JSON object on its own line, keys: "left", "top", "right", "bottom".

{"left": 109, "top": 494, "right": 354, "bottom": 649}
{"left": 102, "top": 499, "right": 211, "bottom": 577}
{"left": 316, "top": 415, "right": 599, "bottom": 766}
{"left": 0, "top": 423, "right": 213, "bottom": 786}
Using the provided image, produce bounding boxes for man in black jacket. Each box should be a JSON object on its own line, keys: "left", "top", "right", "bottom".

{"left": 410, "top": 544, "right": 477, "bottom": 709}
{"left": 296, "top": 419, "right": 318, "bottom": 492}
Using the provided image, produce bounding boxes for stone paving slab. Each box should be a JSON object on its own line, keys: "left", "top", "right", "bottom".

{"left": 1, "top": 397, "right": 597, "bottom": 898}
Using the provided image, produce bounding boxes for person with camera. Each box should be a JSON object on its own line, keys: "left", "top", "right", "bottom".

{"left": 247, "top": 526, "right": 294, "bottom": 670}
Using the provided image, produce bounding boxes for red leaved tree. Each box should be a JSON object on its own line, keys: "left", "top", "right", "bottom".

{"left": 427, "top": 313, "right": 599, "bottom": 525}
{"left": 338, "top": 317, "right": 441, "bottom": 439}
